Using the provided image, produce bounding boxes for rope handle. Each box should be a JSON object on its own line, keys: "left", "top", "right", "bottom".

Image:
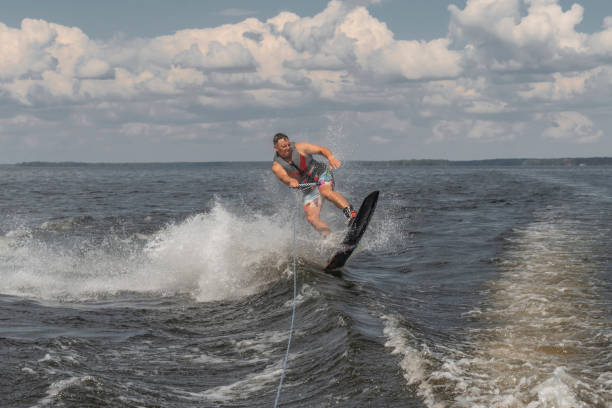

{"left": 294, "top": 164, "right": 333, "bottom": 190}
{"left": 297, "top": 182, "right": 319, "bottom": 188}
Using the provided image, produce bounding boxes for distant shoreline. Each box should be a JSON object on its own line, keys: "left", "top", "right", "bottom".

{"left": 10, "top": 157, "right": 612, "bottom": 167}
{"left": 376, "top": 157, "right": 612, "bottom": 166}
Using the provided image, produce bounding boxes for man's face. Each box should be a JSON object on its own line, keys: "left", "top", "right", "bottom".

{"left": 274, "top": 138, "right": 292, "bottom": 159}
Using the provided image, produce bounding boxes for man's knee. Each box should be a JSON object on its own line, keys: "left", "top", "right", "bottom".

{"left": 304, "top": 211, "right": 318, "bottom": 224}
{"left": 319, "top": 187, "right": 334, "bottom": 200}
{"left": 304, "top": 205, "right": 316, "bottom": 220}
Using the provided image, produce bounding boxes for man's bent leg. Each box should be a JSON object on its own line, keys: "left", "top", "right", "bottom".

{"left": 304, "top": 200, "right": 331, "bottom": 237}
{"left": 319, "top": 184, "right": 348, "bottom": 210}
{"left": 319, "top": 182, "right": 356, "bottom": 225}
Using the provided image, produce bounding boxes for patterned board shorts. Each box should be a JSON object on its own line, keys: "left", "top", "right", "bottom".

{"left": 302, "top": 168, "right": 335, "bottom": 209}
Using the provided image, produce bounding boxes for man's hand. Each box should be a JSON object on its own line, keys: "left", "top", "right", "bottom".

{"left": 328, "top": 155, "right": 341, "bottom": 170}
{"left": 288, "top": 179, "right": 299, "bottom": 188}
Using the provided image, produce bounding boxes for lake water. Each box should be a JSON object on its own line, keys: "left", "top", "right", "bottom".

{"left": 1, "top": 162, "right": 610, "bottom": 407}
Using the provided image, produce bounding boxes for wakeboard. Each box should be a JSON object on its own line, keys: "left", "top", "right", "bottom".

{"left": 324, "top": 191, "right": 379, "bottom": 272}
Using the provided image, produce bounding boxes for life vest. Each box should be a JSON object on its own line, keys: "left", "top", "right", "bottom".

{"left": 273, "top": 142, "right": 326, "bottom": 184}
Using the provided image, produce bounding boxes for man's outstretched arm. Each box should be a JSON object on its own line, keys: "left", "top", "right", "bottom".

{"left": 295, "top": 142, "right": 342, "bottom": 170}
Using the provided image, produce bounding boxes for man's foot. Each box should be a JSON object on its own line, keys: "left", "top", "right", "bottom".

{"left": 343, "top": 205, "right": 357, "bottom": 227}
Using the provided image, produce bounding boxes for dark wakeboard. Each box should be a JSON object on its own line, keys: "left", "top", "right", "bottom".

{"left": 324, "top": 191, "right": 379, "bottom": 272}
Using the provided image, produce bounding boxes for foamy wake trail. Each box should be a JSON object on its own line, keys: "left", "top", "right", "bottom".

{"left": 446, "top": 217, "right": 611, "bottom": 408}
{"left": 470, "top": 219, "right": 608, "bottom": 407}
{"left": 0, "top": 202, "right": 300, "bottom": 302}
{"left": 383, "top": 213, "right": 611, "bottom": 408}
{"left": 382, "top": 315, "right": 444, "bottom": 408}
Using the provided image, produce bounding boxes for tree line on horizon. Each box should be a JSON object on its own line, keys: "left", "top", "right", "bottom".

{"left": 13, "top": 157, "right": 612, "bottom": 167}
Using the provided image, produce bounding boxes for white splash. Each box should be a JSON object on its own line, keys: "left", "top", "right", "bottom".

{"left": 0, "top": 201, "right": 302, "bottom": 302}
{"left": 144, "top": 203, "right": 293, "bottom": 301}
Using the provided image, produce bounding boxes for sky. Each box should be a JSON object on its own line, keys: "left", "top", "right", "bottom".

{"left": 1, "top": 0, "right": 612, "bottom": 163}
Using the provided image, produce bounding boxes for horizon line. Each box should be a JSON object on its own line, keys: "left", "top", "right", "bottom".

{"left": 4, "top": 156, "right": 612, "bottom": 166}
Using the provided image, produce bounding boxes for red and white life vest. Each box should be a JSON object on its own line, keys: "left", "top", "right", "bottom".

{"left": 273, "top": 143, "right": 325, "bottom": 183}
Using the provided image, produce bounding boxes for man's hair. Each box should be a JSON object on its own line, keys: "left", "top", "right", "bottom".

{"left": 273, "top": 133, "right": 289, "bottom": 145}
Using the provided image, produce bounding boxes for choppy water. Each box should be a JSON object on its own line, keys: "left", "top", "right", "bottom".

{"left": 1, "top": 162, "right": 610, "bottom": 407}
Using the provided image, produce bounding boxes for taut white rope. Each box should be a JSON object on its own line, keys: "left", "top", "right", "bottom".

{"left": 273, "top": 191, "right": 300, "bottom": 408}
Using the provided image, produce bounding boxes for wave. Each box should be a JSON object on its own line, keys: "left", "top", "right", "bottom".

{"left": 0, "top": 201, "right": 318, "bottom": 303}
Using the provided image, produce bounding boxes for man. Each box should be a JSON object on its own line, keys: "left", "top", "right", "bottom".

{"left": 272, "top": 132, "right": 356, "bottom": 237}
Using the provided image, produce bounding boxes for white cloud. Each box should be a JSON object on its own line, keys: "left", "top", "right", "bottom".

{"left": 325, "top": 110, "right": 412, "bottom": 134}
{"left": 0, "top": 3, "right": 606, "bottom": 97}
{"left": 448, "top": 0, "right": 611, "bottom": 72}
{"left": 167, "top": 66, "right": 205, "bottom": 87}
{"left": 518, "top": 66, "right": 612, "bottom": 103}
{"left": 0, "top": 19, "right": 58, "bottom": 80}
{"left": 430, "top": 119, "right": 472, "bottom": 142}
{"left": 519, "top": 71, "right": 587, "bottom": 100}
{"left": 538, "top": 111, "right": 603, "bottom": 143}
{"left": 422, "top": 78, "right": 509, "bottom": 113}
{"left": 423, "top": 79, "right": 482, "bottom": 104}
{"left": 337, "top": 6, "right": 393, "bottom": 61}
{"left": 119, "top": 122, "right": 223, "bottom": 143}
{"left": 0, "top": 1, "right": 463, "bottom": 108}
{"left": 465, "top": 100, "right": 508, "bottom": 114}
{"left": 173, "top": 42, "right": 257, "bottom": 72}
{"left": 318, "top": 110, "right": 411, "bottom": 149}
{"left": 586, "top": 16, "right": 612, "bottom": 55}
{"left": 339, "top": 7, "right": 462, "bottom": 80}
{"left": 280, "top": 1, "right": 351, "bottom": 54}
{"left": 366, "top": 38, "right": 462, "bottom": 80}
{"left": 359, "top": 111, "right": 412, "bottom": 133}
{"left": 0, "top": 114, "right": 56, "bottom": 147}
{"left": 0, "top": 114, "right": 52, "bottom": 130}
{"left": 76, "top": 58, "right": 112, "bottom": 79}
{"left": 467, "top": 120, "right": 516, "bottom": 142}
{"left": 430, "top": 119, "right": 523, "bottom": 143}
